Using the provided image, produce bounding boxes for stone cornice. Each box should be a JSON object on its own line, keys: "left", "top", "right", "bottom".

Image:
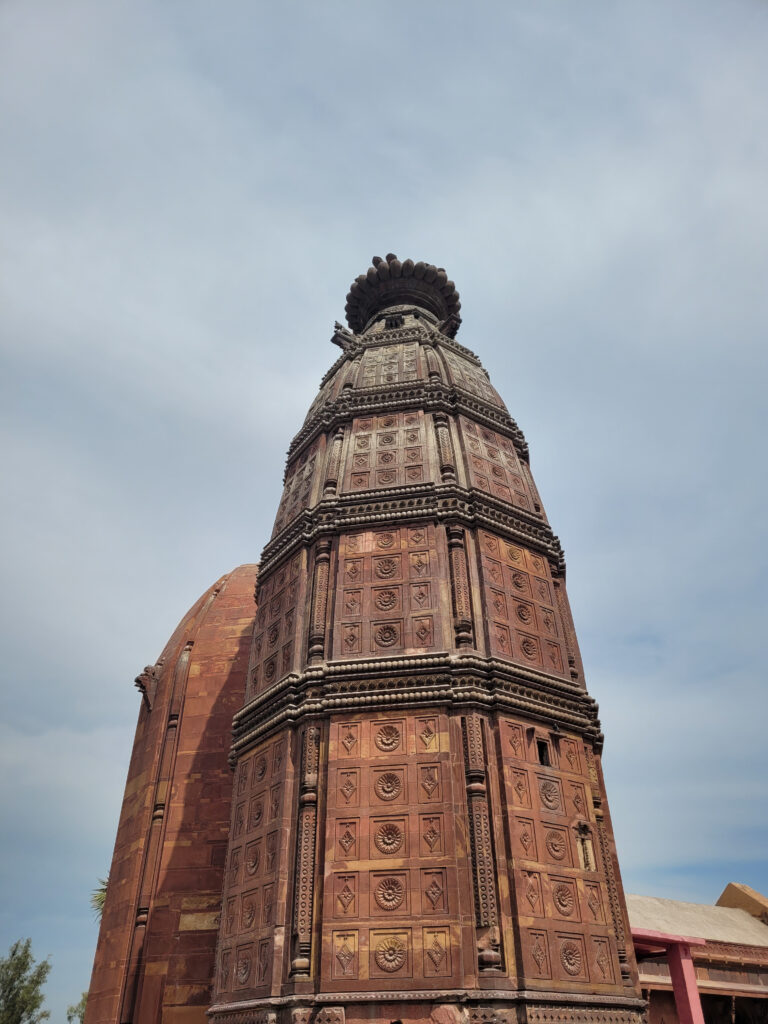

{"left": 209, "top": 992, "right": 646, "bottom": 1014}
{"left": 230, "top": 653, "right": 599, "bottom": 762}
{"left": 288, "top": 373, "right": 528, "bottom": 465}
{"left": 259, "top": 484, "right": 563, "bottom": 580}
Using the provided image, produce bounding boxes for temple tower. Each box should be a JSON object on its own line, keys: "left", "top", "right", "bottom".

{"left": 209, "top": 256, "right": 644, "bottom": 1024}
{"left": 85, "top": 565, "right": 259, "bottom": 1024}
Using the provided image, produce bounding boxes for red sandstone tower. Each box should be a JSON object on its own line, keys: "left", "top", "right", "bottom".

{"left": 87, "top": 256, "right": 644, "bottom": 1024}
{"left": 210, "top": 257, "right": 643, "bottom": 1024}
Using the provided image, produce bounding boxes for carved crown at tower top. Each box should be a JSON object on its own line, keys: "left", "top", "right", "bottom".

{"left": 345, "top": 254, "right": 462, "bottom": 336}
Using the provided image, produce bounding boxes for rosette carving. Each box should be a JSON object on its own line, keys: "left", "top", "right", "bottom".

{"left": 374, "top": 936, "right": 407, "bottom": 973}
{"left": 375, "top": 772, "right": 402, "bottom": 801}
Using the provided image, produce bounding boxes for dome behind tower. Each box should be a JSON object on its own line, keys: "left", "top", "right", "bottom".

{"left": 85, "top": 564, "right": 259, "bottom": 1024}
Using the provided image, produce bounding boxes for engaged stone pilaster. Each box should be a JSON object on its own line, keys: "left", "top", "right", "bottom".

{"left": 463, "top": 712, "right": 502, "bottom": 970}
{"left": 291, "top": 723, "right": 321, "bottom": 975}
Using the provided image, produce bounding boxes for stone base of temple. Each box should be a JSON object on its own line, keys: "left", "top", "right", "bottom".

{"left": 208, "top": 992, "right": 647, "bottom": 1024}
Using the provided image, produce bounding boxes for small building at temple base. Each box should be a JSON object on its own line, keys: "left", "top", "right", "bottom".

{"left": 628, "top": 887, "right": 768, "bottom": 1024}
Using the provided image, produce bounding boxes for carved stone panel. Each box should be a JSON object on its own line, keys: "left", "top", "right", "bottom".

{"left": 555, "top": 932, "right": 589, "bottom": 982}
{"left": 525, "top": 928, "right": 552, "bottom": 980}
{"left": 459, "top": 415, "right": 537, "bottom": 509}
{"left": 332, "top": 525, "right": 448, "bottom": 658}
{"left": 321, "top": 710, "right": 460, "bottom": 991}
{"left": 443, "top": 355, "right": 504, "bottom": 408}
{"left": 332, "top": 930, "right": 358, "bottom": 980}
{"left": 370, "top": 929, "right": 412, "bottom": 979}
{"left": 340, "top": 407, "right": 435, "bottom": 493}
{"left": 271, "top": 438, "right": 322, "bottom": 538}
{"left": 250, "top": 553, "right": 304, "bottom": 696}
{"left": 549, "top": 876, "right": 580, "bottom": 922}
{"left": 478, "top": 531, "right": 567, "bottom": 677}
{"left": 422, "top": 925, "right": 452, "bottom": 978}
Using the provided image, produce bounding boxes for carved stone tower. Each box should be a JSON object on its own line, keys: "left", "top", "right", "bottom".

{"left": 209, "top": 256, "right": 644, "bottom": 1024}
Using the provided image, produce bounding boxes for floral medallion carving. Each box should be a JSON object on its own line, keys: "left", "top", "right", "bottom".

{"left": 375, "top": 624, "right": 399, "bottom": 647}
{"left": 375, "top": 558, "right": 398, "bottom": 579}
{"left": 560, "top": 941, "right": 583, "bottom": 976}
{"left": 375, "top": 724, "right": 401, "bottom": 751}
{"left": 374, "top": 822, "right": 404, "bottom": 855}
{"left": 540, "top": 780, "right": 561, "bottom": 810}
{"left": 374, "top": 589, "right": 397, "bottom": 611}
{"left": 553, "top": 883, "right": 575, "bottom": 916}
{"left": 374, "top": 876, "right": 405, "bottom": 911}
{"left": 521, "top": 637, "right": 538, "bottom": 660}
{"left": 253, "top": 756, "right": 268, "bottom": 781}
{"left": 375, "top": 772, "right": 402, "bottom": 801}
{"left": 374, "top": 936, "right": 407, "bottom": 972}
{"left": 236, "top": 955, "right": 251, "bottom": 984}
{"left": 545, "top": 830, "right": 567, "bottom": 860}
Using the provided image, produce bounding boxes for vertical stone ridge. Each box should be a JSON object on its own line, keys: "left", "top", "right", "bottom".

{"left": 463, "top": 712, "right": 503, "bottom": 971}
{"left": 447, "top": 525, "right": 474, "bottom": 648}
{"left": 308, "top": 539, "right": 332, "bottom": 663}
{"left": 291, "top": 722, "right": 321, "bottom": 975}
{"left": 433, "top": 412, "right": 457, "bottom": 482}
{"left": 323, "top": 427, "right": 345, "bottom": 496}
{"left": 118, "top": 636, "right": 196, "bottom": 1022}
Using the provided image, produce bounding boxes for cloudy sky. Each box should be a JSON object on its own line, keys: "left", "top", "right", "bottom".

{"left": 2, "top": 0, "right": 767, "bottom": 1017}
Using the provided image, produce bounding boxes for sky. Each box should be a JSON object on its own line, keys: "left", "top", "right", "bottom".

{"left": 1, "top": 0, "right": 767, "bottom": 1018}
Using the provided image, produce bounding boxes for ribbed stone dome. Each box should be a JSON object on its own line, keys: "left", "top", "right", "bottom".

{"left": 345, "top": 254, "right": 461, "bottom": 335}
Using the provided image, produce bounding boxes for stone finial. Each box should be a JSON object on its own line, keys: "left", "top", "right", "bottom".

{"left": 344, "top": 254, "right": 461, "bottom": 334}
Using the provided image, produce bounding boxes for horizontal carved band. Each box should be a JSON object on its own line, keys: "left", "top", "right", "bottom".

{"left": 259, "top": 485, "right": 563, "bottom": 580}
{"left": 229, "top": 665, "right": 600, "bottom": 765}
{"left": 208, "top": 995, "right": 645, "bottom": 1022}
{"left": 287, "top": 377, "right": 528, "bottom": 463}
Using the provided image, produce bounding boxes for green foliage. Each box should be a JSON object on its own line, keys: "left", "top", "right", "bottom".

{"left": 66, "top": 993, "right": 87, "bottom": 1023}
{"left": 0, "top": 939, "right": 50, "bottom": 1024}
{"left": 90, "top": 877, "right": 109, "bottom": 920}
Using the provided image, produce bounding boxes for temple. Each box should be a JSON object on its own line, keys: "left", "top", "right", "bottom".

{"left": 85, "top": 257, "right": 766, "bottom": 1024}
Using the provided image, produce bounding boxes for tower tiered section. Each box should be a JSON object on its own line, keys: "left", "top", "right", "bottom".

{"left": 209, "top": 256, "right": 644, "bottom": 1024}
